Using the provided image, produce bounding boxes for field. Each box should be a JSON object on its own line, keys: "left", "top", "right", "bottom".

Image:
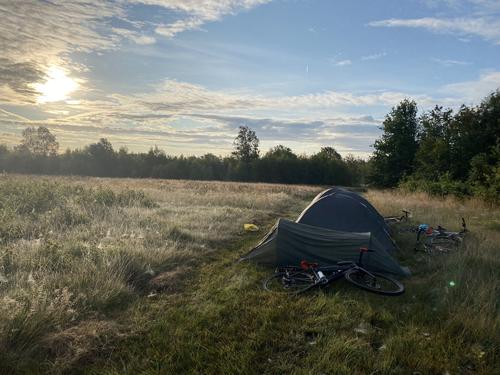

{"left": 0, "top": 175, "right": 498, "bottom": 374}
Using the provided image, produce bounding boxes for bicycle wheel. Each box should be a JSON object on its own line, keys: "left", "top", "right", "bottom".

{"left": 263, "top": 271, "right": 317, "bottom": 295}
{"left": 431, "top": 237, "right": 460, "bottom": 253}
{"left": 344, "top": 269, "right": 404, "bottom": 296}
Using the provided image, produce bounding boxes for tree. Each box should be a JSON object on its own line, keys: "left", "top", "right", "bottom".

{"left": 370, "top": 99, "right": 419, "bottom": 187}
{"left": 264, "top": 145, "right": 297, "bottom": 160}
{"left": 315, "top": 146, "right": 342, "bottom": 160}
{"left": 87, "top": 138, "right": 114, "bottom": 159}
{"left": 16, "top": 126, "right": 59, "bottom": 156}
{"left": 448, "top": 91, "right": 500, "bottom": 180}
{"left": 86, "top": 138, "right": 116, "bottom": 176}
{"left": 414, "top": 106, "right": 454, "bottom": 179}
{"left": 232, "top": 126, "right": 260, "bottom": 162}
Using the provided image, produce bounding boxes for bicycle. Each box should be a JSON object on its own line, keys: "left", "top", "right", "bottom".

{"left": 384, "top": 209, "right": 411, "bottom": 226}
{"left": 263, "top": 248, "right": 405, "bottom": 296}
{"left": 414, "top": 218, "right": 467, "bottom": 254}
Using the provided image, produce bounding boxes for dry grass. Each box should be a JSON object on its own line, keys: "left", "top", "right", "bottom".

{"left": 0, "top": 174, "right": 319, "bottom": 373}
{"left": 0, "top": 175, "right": 498, "bottom": 374}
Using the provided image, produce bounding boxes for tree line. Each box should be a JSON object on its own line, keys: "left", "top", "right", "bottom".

{"left": 369, "top": 91, "right": 500, "bottom": 203}
{"left": 0, "top": 125, "right": 367, "bottom": 186}
{"left": 1, "top": 89, "right": 498, "bottom": 202}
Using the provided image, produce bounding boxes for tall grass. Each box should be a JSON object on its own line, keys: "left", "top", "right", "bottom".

{"left": 87, "top": 188, "right": 498, "bottom": 375}
{"left": 0, "top": 176, "right": 498, "bottom": 374}
{"left": 0, "top": 174, "right": 318, "bottom": 373}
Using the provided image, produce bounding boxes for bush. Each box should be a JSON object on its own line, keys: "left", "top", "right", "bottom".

{"left": 400, "top": 174, "right": 471, "bottom": 198}
{"left": 470, "top": 165, "right": 500, "bottom": 204}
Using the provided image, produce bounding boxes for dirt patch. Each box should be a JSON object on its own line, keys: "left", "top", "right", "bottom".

{"left": 148, "top": 267, "right": 192, "bottom": 293}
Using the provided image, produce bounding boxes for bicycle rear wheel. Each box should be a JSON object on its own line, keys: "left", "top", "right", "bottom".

{"left": 263, "top": 270, "right": 317, "bottom": 295}
{"left": 344, "top": 269, "right": 404, "bottom": 296}
{"left": 431, "top": 237, "right": 460, "bottom": 253}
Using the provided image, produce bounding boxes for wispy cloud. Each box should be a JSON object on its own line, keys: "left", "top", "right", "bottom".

{"left": 439, "top": 71, "right": 500, "bottom": 102}
{"left": 131, "top": 79, "right": 428, "bottom": 113}
{"left": 335, "top": 59, "right": 352, "bottom": 66}
{"left": 0, "top": 1, "right": 271, "bottom": 104}
{"left": 3, "top": 69, "right": 499, "bottom": 156}
{"left": 361, "top": 52, "right": 387, "bottom": 61}
{"left": 368, "top": 17, "right": 500, "bottom": 44}
{"left": 112, "top": 28, "right": 156, "bottom": 45}
{"left": 431, "top": 57, "right": 471, "bottom": 66}
{"left": 0, "top": 1, "right": 121, "bottom": 104}
{"left": 148, "top": 0, "right": 272, "bottom": 38}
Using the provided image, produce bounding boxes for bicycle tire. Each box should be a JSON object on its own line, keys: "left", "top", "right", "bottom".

{"left": 344, "top": 269, "right": 404, "bottom": 296}
{"left": 263, "top": 271, "right": 317, "bottom": 295}
{"left": 430, "top": 237, "right": 461, "bottom": 253}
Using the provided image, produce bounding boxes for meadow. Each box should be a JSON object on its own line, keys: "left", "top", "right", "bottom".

{"left": 0, "top": 175, "right": 498, "bottom": 374}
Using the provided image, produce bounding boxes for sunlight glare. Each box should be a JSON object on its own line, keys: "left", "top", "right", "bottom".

{"left": 34, "top": 66, "right": 79, "bottom": 104}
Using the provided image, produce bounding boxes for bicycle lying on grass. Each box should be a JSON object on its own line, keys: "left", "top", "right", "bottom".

{"left": 414, "top": 218, "right": 467, "bottom": 254}
{"left": 263, "top": 248, "right": 405, "bottom": 296}
{"left": 384, "top": 209, "right": 411, "bottom": 226}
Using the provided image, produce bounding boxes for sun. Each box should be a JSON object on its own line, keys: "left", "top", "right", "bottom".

{"left": 33, "top": 66, "right": 79, "bottom": 104}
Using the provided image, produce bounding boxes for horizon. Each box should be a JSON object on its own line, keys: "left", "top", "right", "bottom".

{"left": 1, "top": 0, "right": 500, "bottom": 158}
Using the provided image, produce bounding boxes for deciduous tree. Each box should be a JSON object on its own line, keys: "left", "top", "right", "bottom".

{"left": 232, "top": 126, "right": 259, "bottom": 162}
{"left": 370, "top": 99, "right": 419, "bottom": 187}
{"left": 16, "top": 126, "right": 59, "bottom": 156}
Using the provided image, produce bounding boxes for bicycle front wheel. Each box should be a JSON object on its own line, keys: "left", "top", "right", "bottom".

{"left": 344, "top": 269, "right": 404, "bottom": 296}
{"left": 263, "top": 271, "right": 317, "bottom": 295}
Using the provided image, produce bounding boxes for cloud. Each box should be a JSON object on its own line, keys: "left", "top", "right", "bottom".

{"left": 361, "top": 52, "right": 387, "bottom": 61}
{"left": 2, "top": 69, "right": 498, "bottom": 157}
{"left": 155, "top": 18, "right": 206, "bottom": 38}
{"left": 431, "top": 58, "right": 471, "bottom": 66}
{"left": 0, "top": 1, "right": 270, "bottom": 104}
{"left": 112, "top": 28, "right": 156, "bottom": 45}
{"left": 439, "top": 71, "right": 500, "bottom": 102}
{"left": 0, "top": 1, "right": 122, "bottom": 103}
{"left": 335, "top": 59, "right": 352, "bottom": 66}
{"left": 368, "top": 17, "right": 500, "bottom": 44}
{"left": 0, "top": 59, "right": 46, "bottom": 104}
{"left": 132, "top": 79, "right": 424, "bottom": 114}
{"left": 4, "top": 112, "right": 381, "bottom": 156}
{"left": 140, "top": 0, "right": 271, "bottom": 38}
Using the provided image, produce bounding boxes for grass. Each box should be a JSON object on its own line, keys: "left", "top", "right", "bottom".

{"left": 0, "top": 175, "right": 498, "bottom": 374}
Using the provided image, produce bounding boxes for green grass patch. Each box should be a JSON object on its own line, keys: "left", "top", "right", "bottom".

{"left": 0, "top": 176, "right": 498, "bottom": 374}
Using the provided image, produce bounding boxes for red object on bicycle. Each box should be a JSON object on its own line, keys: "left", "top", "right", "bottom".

{"left": 426, "top": 227, "right": 434, "bottom": 235}
{"left": 359, "top": 247, "right": 370, "bottom": 252}
{"left": 300, "top": 260, "right": 318, "bottom": 270}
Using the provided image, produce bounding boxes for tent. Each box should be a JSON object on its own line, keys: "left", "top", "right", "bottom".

{"left": 312, "top": 188, "right": 389, "bottom": 231}
{"left": 241, "top": 218, "right": 409, "bottom": 276}
{"left": 297, "top": 190, "right": 397, "bottom": 253}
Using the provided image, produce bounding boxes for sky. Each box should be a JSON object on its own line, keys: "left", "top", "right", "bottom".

{"left": 1, "top": 0, "right": 500, "bottom": 158}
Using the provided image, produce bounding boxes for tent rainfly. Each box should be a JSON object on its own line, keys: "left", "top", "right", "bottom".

{"left": 241, "top": 188, "right": 410, "bottom": 277}
{"left": 297, "top": 189, "right": 397, "bottom": 253}
{"left": 241, "top": 219, "right": 409, "bottom": 276}
{"left": 311, "top": 187, "right": 390, "bottom": 231}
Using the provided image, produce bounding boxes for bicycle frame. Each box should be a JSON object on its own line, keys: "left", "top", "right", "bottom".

{"left": 384, "top": 210, "right": 411, "bottom": 225}
{"left": 297, "top": 248, "right": 376, "bottom": 286}
{"left": 415, "top": 218, "right": 467, "bottom": 253}
{"left": 265, "top": 247, "right": 404, "bottom": 296}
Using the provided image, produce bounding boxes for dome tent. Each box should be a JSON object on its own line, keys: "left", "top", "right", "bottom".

{"left": 312, "top": 187, "right": 390, "bottom": 231}
{"left": 297, "top": 190, "right": 397, "bottom": 253}
{"left": 241, "top": 219, "right": 409, "bottom": 276}
{"left": 241, "top": 188, "right": 409, "bottom": 277}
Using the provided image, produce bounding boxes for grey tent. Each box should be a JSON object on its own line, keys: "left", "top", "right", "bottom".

{"left": 312, "top": 188, "right": 390, "bottom": 231}
{"left": 241, "top": 218, "right": 409, "bottom": 276}
{"left": 297, "top": 191, "right": 397, "bottom": 253}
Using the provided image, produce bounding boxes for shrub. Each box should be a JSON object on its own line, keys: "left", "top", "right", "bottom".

{"left": 400, "top": 174, "right": 471, "bottom": 198}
